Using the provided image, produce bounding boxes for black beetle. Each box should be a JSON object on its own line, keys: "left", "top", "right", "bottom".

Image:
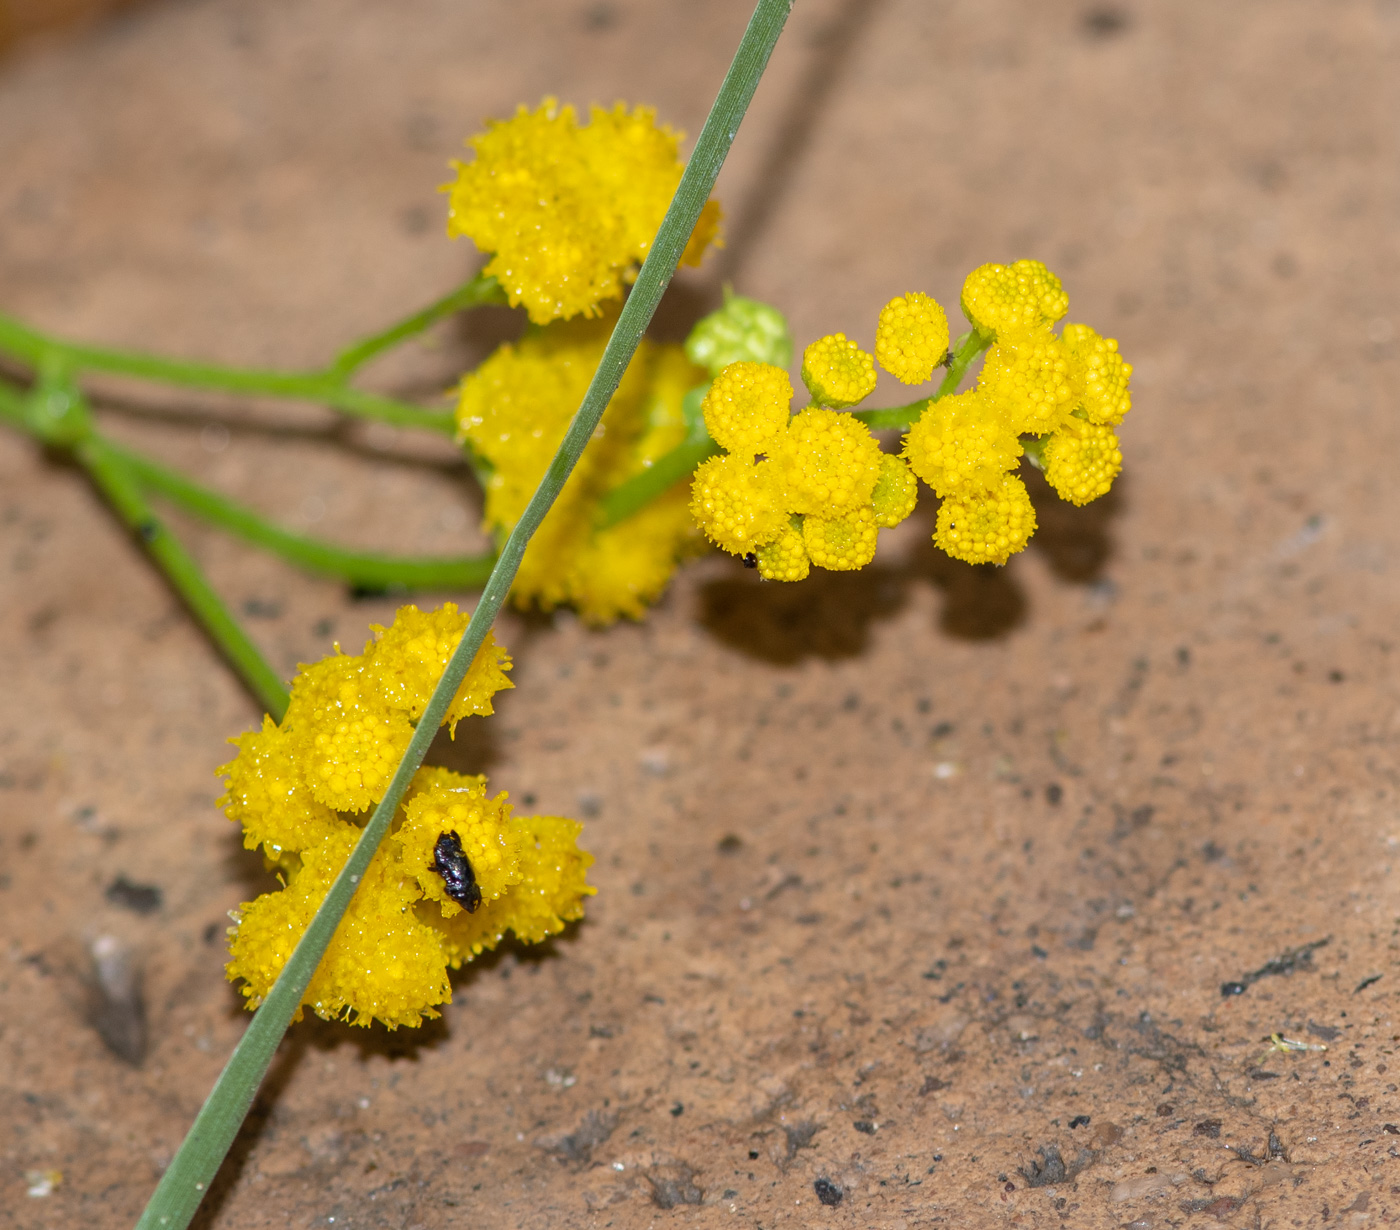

{"left": 432, "top": 831, "right": 482, "bottom": 913}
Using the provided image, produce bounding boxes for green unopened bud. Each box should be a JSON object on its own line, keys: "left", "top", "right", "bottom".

{"left": 684, "top": 290, "right": 793, "bottom": 378}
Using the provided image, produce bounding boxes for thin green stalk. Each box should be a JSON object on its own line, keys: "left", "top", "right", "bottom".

{"left": 75, "top": 436, "right": 289, "bottom": 719}
{"left": 597, "top": 435, "right": 719, "bottom": 528}
{"left": 328, "top": 273, "right": 506, "bottom": 378}
{"left": 853, "top": 328, "right": 992, "bottom": 430}
{"left": 133, "top": 4, "right": 792, "bottom": 1227}
{"left": 109, "top": 440, "right": 496, "bottom": 589}
{"left": 0, "top": 314, "right": 456, "bottom": 433}
{"left": 0, "top": 375, "right": 24, "bottom": 426}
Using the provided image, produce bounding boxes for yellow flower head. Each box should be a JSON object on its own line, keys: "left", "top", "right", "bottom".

{"left": 218, "top": 716, "right": 341, "bottom": 859}
{"left": 689, "top": 453, "right": 787, "bottom": 553}
{"left": 961, "top": 260, "right": 1069, "bottom": 338}
{"left": 902, "top": 389, "right": 1023, "bottom": 496}
{"left": 801, "top": 334, "right": 878, "bottom": 408}
{"left": 875, "top": 292, "right": 950, "bottom": 385}
{"left": 1042, "top": 415, "right": 1123, "bottom": 505}
{"left": 457, "top": 313, "right": 707, "bottom": 623}
{"left": 394, "top": 779, "right": 526, "bottom": 917}
{"left": 870, "top": 454, "right": 918, "bottom": 528}
{"left": 220, "top": 609, "right": 596, "bottom": 1029}
{"left": 445, "top": 99, "right": 722, "bottom": 324}
{"left": 226, "top": 828, "right": 452, "bottom": 1031}
{"left": 755, "top": 520, "right": 810, "bottom": 581}
{"left": 934, "top": 473, "right": 1037, "bottom": 566}
{"left": 701, "top": 361, "right": 793, "bottom": 458}
{"left": 366, "top": 604, "right": 512, "bottom": 733}
{"left": 803, "top": 506, "right": 879, "bottom": 571}
{"left": 978, "top": 325, "right": 1079, "bottom": 435}
{"left": 1061, "top": 322, "right": 1132, "bottom": 426}
{"left": 286, "top": 653, "right": 414, "bottom": 815}
{"left": 779, "top": 406, "right": 884, "bottom": 516}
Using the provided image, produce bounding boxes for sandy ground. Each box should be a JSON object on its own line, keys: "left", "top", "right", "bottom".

{"left": 3, "top": 0, "right": 1400, "bottom": 1226}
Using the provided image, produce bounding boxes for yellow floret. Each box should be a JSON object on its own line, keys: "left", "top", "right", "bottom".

{"left": 779, "top": 406, "right": 884, "bottom": 516}
{"left": 218, "top": 716, "right": 344, "bottom": 859}
{"left": 1042, "top": 415, "right": 1123, "bottom": 505}
{"left": 875, "top": 292, "right": 951, "bottom": 385}
{"left": 870, "top": 454, "right": 918, "bottom": 528}
{"left": 978, "top": 326, "right": 1079, "bottom": 435}
{"left": 755, "top": 521, "right": 810, "bottom": 581}
{"left": 902, "top": 390, "right": 1023, "bottom": 496}
{"left": 395, "top": 781, "right": 526, "bottom": 917}
{"left": 227, "top": 828, "right": 452, "bottom": 1030}
{"left": 934, "top": 474, "right": 1037, "bottom": 566}
{"left": 366, "top": 603, "right": 513, "bottom": 732}
{"left": 700, "top": 361, "right": 793, "bottom": 458}
{"left": 803, "top": 506, "right": 879, "bottom": 571}
{"left": 445, "top": 99, "right": 720, "bottom": 324}
{"left": 689, "top": 453, "right": 787, "bottom": 554}
{"left": 286, "top": 654, "right": 414, "bottom": 814}
{"left": 801, "top": 334, "right": 878, "bottom": 409}
{"left": 431, "top": 814, "right": 595, "bottom": 964}
{"left": 960, "top": 260, "right": 1069, "bottom": 337}
{"left": 1061, "top": 322, "right": 1132, "bottom": 426}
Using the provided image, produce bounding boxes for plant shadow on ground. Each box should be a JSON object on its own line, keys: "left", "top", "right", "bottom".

{"left": 698, "top": 465, "right": 1125, "bottom": 664}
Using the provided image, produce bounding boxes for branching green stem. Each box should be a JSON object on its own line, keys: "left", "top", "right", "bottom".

{"left": 853, "top": 328, "right": 992, "bottom": 430}
{"left": 328, "top": 273, "right": 506, "bottom": 378}
{"left": 75, "top": 435, "right": 291, "bottom": 719}
{"left": 0, "top": 313, "right": 457, "bottom": 433}
{"left": 597, "top": 435, "right": 719, "bottom": 528}
{"left": 133, "top": 3, "right": 793, "bottom": 1227}
{"left": 109, "top": 441, "right": 496, "bottom": 589}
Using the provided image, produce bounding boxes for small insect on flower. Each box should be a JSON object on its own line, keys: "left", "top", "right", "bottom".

{"left": 742, "top": 552, "right": 759, "bottom": 569}
{"left": 432, "top": 831, "right": 482, "bottom": 913}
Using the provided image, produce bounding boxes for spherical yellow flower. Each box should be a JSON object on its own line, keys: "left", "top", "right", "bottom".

{"left": 801, "top": 334, "right": 878, "bottom": 408}
{"left": 700, "top": 361, "right": 793, "bottom": 458}
{"left": 934, "top": 473, "right": 1037, "bottom": 566}
{"left": 284, "top": 653, "right": 414, "bottom": 814}
{"left": 1062, "top": 322, "right": 1132, "bottom": 426}
{"left": 875, "top": 292, "right": 950, "bottom": 385}
{"left": 978, "top": 326, "right": 1078, "bottom": 435}
{"left": 902, "top": 389, "right": 1022, "bottom": 496}
{"left": 960, "top": 260, "right": 1069, "bottom": 338}
{"left": 1042, "top": 415, "right": 1123, "bottom": 505}
{"left": 226, "top": 828, "right": 452, "bottom": 1030}
{"left": 803, "top": 506, "right": 879, "bottom": 571}
{"left": 755, "top": 521, "right": 810, "bottom": 581}
{"left": 689, "top": 453, "right": 787, "bottom": 554}
{"left": 395, "top": 778, "right": 525, "bottom": 917}
{"left": 218, "top": 716, "right": 342, "bottom": 859}
{"left": 779, "top": 406, "right": 884, "bottom": 516}
{"left": 870, "top": 454, "right": 918, "bottom": 528}
{"left": 430, "top": 814, "right": 595, "bottom": 963}
{"left": 445, "top": 99, "right": 721, "bottom": 324}
{"left": 366, "top": 603, "right": 513, "bottom": 732}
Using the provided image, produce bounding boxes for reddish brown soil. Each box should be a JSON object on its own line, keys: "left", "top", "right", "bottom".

{"left": 3, "top": 1, "right": 1400, "bottom": 1226}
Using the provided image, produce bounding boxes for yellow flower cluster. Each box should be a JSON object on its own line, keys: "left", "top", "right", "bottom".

{"left": 456, "top": 310, "right": 708, "bottom": 623}
{"left": 219, "top": 605, "right": 594, "bottom": 1030}
{"left": 901, "top": 261, "right": 1133, "bottom": 564}
{"left": 688, "top": 349, "right": 916, "bottom": 580}
{"left": 445, "top": 99, "right": 722, "bottom": 324}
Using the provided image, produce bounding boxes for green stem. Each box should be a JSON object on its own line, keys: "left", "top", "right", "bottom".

{"left": 597, "top": 435, "right": 719, "bottom": 529}
{"left": 852, "top": 328, "right": 993, "bottom": 430}
{"left": 328, "top": 273, "right": 506, "bottom": 378}
{"left": 108, "top": 440, "right": 496, "bottom": 589}
{"left": 74, "top": 436, "right": 290, "bottom": 719}
{"left": 0, "top": 314, "right": 456, "bottom": 433}
{"left": 133, "top": 4, "right": 792, "bottom": 1227}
